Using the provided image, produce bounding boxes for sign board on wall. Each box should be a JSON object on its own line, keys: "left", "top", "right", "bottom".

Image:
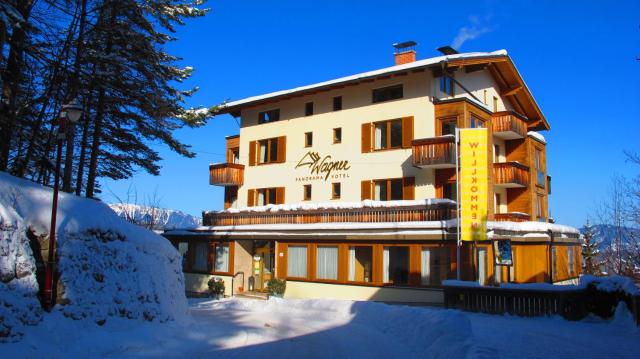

{"left": 295, "top": 151, "right": 351, "bottom": 182}
{"left": 459, "top": 128, "right": 489, "bottom": 241}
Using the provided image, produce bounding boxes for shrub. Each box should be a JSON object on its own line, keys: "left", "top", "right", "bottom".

{"left": 266, "top": 278, "right": 286, "bottom": 297}
{"left": 207, "top": 277, "right": 225, "bottom": 297}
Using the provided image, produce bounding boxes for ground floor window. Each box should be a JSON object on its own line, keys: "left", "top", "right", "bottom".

{"left": 192, "top": 242, "right": 209, "bottom": 272}
{"left": 348, "top": 246, "right": 373, "bottom": 283}
{"left": 288, "top": 245, "right": 308, "bottom": 278}
{"left": 316, "top": 246, "right": 338, "bottom": 280}
{"left": 383, "top": 246, "right": 409, "bottom": 285}
{"left": 214, "top": 243, "right": 230, "bottom": 273}
{"left": 177, "top": 241, "right": 189, "bottom": 270}
{"left": 420, "top": 247, "right": 451, "bottom": 286}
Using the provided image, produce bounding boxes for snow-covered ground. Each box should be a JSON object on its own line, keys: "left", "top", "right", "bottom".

{"left": 3, "top": 297, "right": 638, "bottom": 358}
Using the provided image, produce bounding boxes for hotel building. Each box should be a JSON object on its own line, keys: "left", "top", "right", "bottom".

{"left": 165, "top": 44, "right": 582, "bottom": 303}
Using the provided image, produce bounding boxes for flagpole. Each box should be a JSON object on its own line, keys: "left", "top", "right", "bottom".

{"left": 455, "top": 128, "right": 461, "bottom": 281}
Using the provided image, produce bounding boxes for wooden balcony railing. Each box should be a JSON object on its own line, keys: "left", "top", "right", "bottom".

{"left": 493, "top": 162, "right": 529, "bottom": 188}
{"left": 494, "top": 212, "right": 531, "bottom": 222}
{"left": 492, "top": 111, "right": 527, "bottom": 140}
{"left": 209, "top": 163, "right": 244, "bottom": 186}
{"left": 203, "top": 202, "right": 457, "bottom": 226}
{"left": 412, "top": 135, "right": 456, "bottom": 168}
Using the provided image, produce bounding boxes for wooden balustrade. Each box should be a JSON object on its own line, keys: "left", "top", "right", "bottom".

{"left": 412, "top": 136, "right": 456, "bottom": 168}
{"left": 209, "top": 163, "right": 244, "bottom": 186}
{"left": 493, "top": 162, "right": 529, "bottom": 188}
{"left": 494, "top": 212, "right": 531, "bottom": 222}
{"left": 492, "top": 111, "right": 527, "bottom": 139}
{"left": 204, "top": 203, "right": 457, "bottom": 226}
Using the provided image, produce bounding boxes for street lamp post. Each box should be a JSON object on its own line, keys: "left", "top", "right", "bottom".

{"left": 43, "top": 99, "right": 83, "bottom": 312}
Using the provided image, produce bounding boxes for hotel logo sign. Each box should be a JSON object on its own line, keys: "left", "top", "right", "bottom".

{"left": 295, "top": 151, "right": 351, "bottom": 181}
{"left": 460, "top": 128, "right": 488, "bottom": 241}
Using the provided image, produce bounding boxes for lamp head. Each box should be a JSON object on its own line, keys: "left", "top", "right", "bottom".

{"left": 62, "top": 99, "right": 83, "bottom": 123}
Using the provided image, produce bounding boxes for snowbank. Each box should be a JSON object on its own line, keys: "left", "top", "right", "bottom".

{"left": 0, "top": 172, "right": 188, "bottom": 341}
{"left": 580, "top": 275, "right": 640, "bottom": 296}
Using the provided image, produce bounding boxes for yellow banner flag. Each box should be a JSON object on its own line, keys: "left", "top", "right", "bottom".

{"left": 459, "top": 128, "right": 489, "bottom": 241}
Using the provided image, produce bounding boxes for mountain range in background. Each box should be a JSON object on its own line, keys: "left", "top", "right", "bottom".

{"left": 108, "top": 203, "right": 202, "bottom": 231}
{"left": 581, "top": 224, "right": 638, "bottom": 249}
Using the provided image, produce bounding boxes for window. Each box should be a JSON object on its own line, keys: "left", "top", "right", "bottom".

{"left": 495, "top": 193, "right": 502, "bottom": 214}
{"left": 178, "top": 241, "right": 189, "bottom": 270}
{"left": 305, "top": 102, "right": 313, "bottom": 116}
{"left": 348, "top": 246, "right": 373, "bottom": 282}
{"left": 383, "top": 246, "right": 409, "bottom": 285}
{"left": 421, "top": 247, "right": 451, "bottom": 285}
{"left": 374, "top": 178, "right": 403, "bottom": 201}
{"left": 316, "top": 246, "right": 338, "bottom": 280}
{"left": 568, "top": 248, "right": 575, "bottom": 277}
{"left": 304, "top": 132, "right": 313, "bottom": 147}
{"left": 493, "top": 97, "right": 498, "bottom": 112}
{"left": 303, "top": 184, "right": 311, "bottom": 201}
{"left": 258, "top": 138, "right": 279, "bottom": 164}
{"left": 333, "top": 96, "right": 342, "bottom": 111}
{"left": 258, "top": 109, "right": 280, "bottom": 124}
{"left": 470, "top": 117, "right": 485, "bottom": 128}
{"left": 439, "top": 76, "right": 454, "bottom": 96}
{"left": 536, "top": 195, "right": 544, "bottom": 221}
{"left": 374, "top": 119, "right": 402, "bottom": 150}
{"left": 257, "top": 188, "right": 278, "bottom": 206}
{"left": 443, "top": 183, "right": 457, "bottom": 202}
{"left": 333, "top": 128, "right": 342, "bottom": 144}
{"left": 534, "top": 148, "right": 545, "bottom": 187}
{"left": 372, "top": 84, "right": 403, "bottom": 103}
{"left": 214, "top": 243, "right": 230, "bottom": 273}
{"left": 192, "top": 242, "right": 209, "bottom": 272}
{"left": 287, "top": 245, "right": 308, "bottom": 278}
{"left": 441, "top": 119, "right": 457, "bottom": 136}
{"left": 332, "top": 183, "right": 341, "bottom": 199}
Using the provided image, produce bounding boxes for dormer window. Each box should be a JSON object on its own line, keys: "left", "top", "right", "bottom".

{"left": 258, "top": 109, "right": 280, "bottom": 124}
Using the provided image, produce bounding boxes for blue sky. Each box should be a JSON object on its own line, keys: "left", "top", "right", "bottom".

{"left": 101, "top": 0, "right": 640, "bottom": 227}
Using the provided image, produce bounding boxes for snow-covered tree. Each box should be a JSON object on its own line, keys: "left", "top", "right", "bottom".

{"left": 581, "top": 220, "right": 601, "bottom": 275}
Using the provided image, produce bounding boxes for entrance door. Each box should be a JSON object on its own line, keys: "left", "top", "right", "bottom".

{"left": 477, "top": 248, "right": 487, "bottom": 286}
{"left": 253, "top": 242, "right": 274, "bottom": 291}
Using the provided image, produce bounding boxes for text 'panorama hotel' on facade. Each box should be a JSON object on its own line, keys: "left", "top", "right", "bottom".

{"left": 165, "top": 43, "right": 582, "bottom": 303}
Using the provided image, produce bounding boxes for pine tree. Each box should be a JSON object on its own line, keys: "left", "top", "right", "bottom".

{"left": 582, "top": 220, "right": 601, "bottom": 275}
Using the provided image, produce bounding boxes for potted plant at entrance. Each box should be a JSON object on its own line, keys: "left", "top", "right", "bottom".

{"left": 266, "top": 278, "right": 286, "bottom": 298}
{"left": 208, "top": 277, "right": 225, "bottom": 300}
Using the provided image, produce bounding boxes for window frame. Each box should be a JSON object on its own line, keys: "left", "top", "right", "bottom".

{"left": 534, "top": 147, "right": 545, "bottom": 188}
{"left": 420, "top": 246, "right": 452, "bottom": 287}
{"left": 332, "top": 182, "right": 341, "bottom": 199}
{"left": 372, "top": 84, "right": 403, "bottom": 104}
{"left": 258, "top": 109, "right": 280, "bottom": 124}
{"left": 303, "top": 184, "right": 312, "bottom": 201}
{"left": 347, "top": 244, "right": 375, "bottom": 284}
{"left": 314, "top": 245, "right": 340, "bottom": 282}
{"left": 373, "top": 118, "right": 403, "bottom": 151}
{"left": 439, "top": 76, "right": 454, "bottom": 96}
{"left": 305, "top": 102, "right": 313, "bottom": 116}
{"left": 304, "top": 132, "right": 313, "bottom": 148}
{"left": 373, "top": 178, "right": 404, "bottom": 201}
{"left": 333, "top": 127, "right": 342, "bottom": 144}
{"left": 286, "top": 244, "right": 309, "bottom": 280}
{"left": 333, "top": 96, "right": 342, "bottom": 111}
{"left": 382, "top": 245, "right": 411, "bottom": 286}
{"left": 257, "top": 138, "right": 279, "bottom": 165}
{"left": 178, "top": 240, "right": 234, "bottom": 276}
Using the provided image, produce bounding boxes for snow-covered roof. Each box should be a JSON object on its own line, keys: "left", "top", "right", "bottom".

{"left": 216, "top": 50, "right": 508, "bottom": 113}
{"left": 211, "top": 199, "right": 455, "bottom": 214}
{"left": 527, "top": 131, "right": 546, "bottom": 144}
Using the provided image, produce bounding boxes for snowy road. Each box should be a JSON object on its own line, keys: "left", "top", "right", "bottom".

{"left": 4, "top": 297, "right": 639, "bottom": 358}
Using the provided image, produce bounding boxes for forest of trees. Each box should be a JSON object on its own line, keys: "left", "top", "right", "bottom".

{"left": 0, "top": 0, "right": 213, "bottom": 197}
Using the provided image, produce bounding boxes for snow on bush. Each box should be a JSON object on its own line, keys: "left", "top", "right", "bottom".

{"left": 580, "top": 275, "right": 640, "bottom": 296}
{"left": 0, "top": 172, "right": 188, "bottom": 341}
{"left": 0, "top": 217, "right": 42, "bottom": 342}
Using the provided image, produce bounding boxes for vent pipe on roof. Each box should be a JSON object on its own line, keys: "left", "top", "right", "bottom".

{"left": 393, "top": 41, "right": 417, "bottom": 65}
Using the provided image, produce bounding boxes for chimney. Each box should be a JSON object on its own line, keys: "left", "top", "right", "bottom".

{"left": 436, "top": 46, "right": 459, "bottom": 55}
{"left": 393, "top": 41, "right": 417, "bottom": 65}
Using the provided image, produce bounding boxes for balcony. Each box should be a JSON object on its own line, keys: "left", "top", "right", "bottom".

{"left": 412, "top": 135, "right": 456, "bottom": 168}
{"left": 494, "top": 212, "right": 531, "bottom": 222}
{"left": 204, "top": 202, "right": 457, "bottom": 226}
{"left": 492, "top": 111, "right": 527, "bottom": 140}
{"left": 494, "top": 162, "right": 529, "bottom": 188}
{"left": 209, "top": 163, "right": 244, "bottom": 186}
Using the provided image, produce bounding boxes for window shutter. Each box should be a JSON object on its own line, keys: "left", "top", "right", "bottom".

{"left": 361, "top": 180, "right": 372, "bottom": 200}
{"left": 275, "top": 187, "right": 285, "bottom": 204}
{"left": 361, "top": 123, "right": 372, "bottom": 153}
{"left": 247, "top": 189, "right": 255, "bottom": 207}
{"left": 248, "top": 141, "right": 256, "bottom": 166}
{"left": 277, "top": 136, "right": 286, "bottom": 163}
{"left": 403, "top": 176, "right": 415, "bottom": 200}
{"left": 402, "top": 116, "right": 414, "bottom": 149}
